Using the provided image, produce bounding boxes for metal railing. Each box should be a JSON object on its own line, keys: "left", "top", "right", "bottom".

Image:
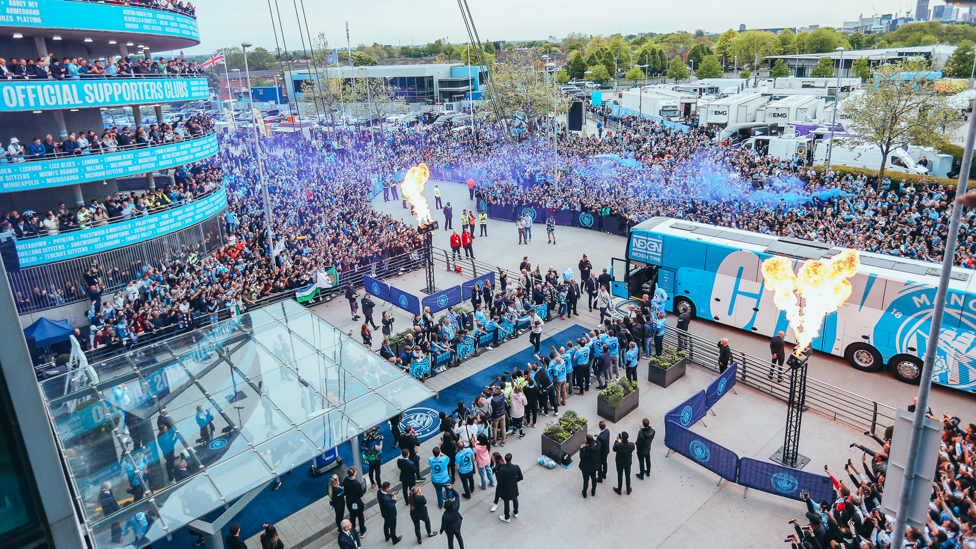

{"left": 64, "top": 0, "right": 196, "bottom": 18}
{"left": 431, "top": 246, "right": 511, "bottom": 279}
{"left": 660, "top": 325, "right": 898, "bottom": 435}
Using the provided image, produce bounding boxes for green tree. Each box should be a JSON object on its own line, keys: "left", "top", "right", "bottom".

{"left": 667, "top": 58, "right": 689, "bottom": 82}
{"left": 805, "top": 27, "right": 846, "bottom": 53}
{"left": 631, "top": 36, "right": 650, "bottom": 47}
{"left": 635, "top": 45, "right": 657, "bottom": 73}
{"left": 734, "top": 30, "right": 778, "bottom": 68}
{"left": 714, "top": 29, "right": 738, "bottom": 66}
{"left": 947, "top": 40, "right": 975, "bottom": 78}
{"left": 597, "top": 47, "right": 616, "bottom": 78}
{"left": 457, "top": 45, "right": 494, "bottom": 66}
{"left": 770, "top": 59, "right": 790, "bottom": 78}
{"left": 608, "top": 35, "right": 630, "bottom": 67}
{"left": 839, "top": 58, "right": 955, "bottom": 186}
{"left": 338, "top": 51, "right": 378, "bottom": 66}
{"left": 848, "top": 32, "right": 867, "bottom": 51}
{"left": 850, "top": 58, "right": 872, "bottom": 81}
{"left": 687, "top": 43, "right": 714, "bottom": 71}
{"left": 484, "top": 51, "right": 568, "bottom": 132}
{"left": 795, "top": 31, "right": 809, "bottom": 54}
{"left": 777, "top": 29, "right": 797, "bottom": 55}
{"left": 740, "top": 67, "right": 751, "bottom": 79}
{"left": 556, "top": 71, "right": 571, "bottom": 83}
{"left": 810, "top": 57, "right": 835, "bottom": 77}
{"left": 561, "top": 32, "right": 589, "bottom": 51}
{"left": 656, "top": 49, "right": 668, "bottom": 75}
{"left": 585, "top": 35, "right": 608, "bottom": 56}
{"left": 696, "top": 55, "right": 724, "bottom": 78}
{"left": 624, "top": 66, "right": 645, "bottom": 80}
{"left": 483, "top": 42, "right": 496, "bottom": 54}
{"left": 588, "top": 64, "right": 610, "bottom": 82}
{"left": 568, "top": 51, "right": 587, "bottom": 79}
{"left": 566, "top": 42, "right": 584, "bottom": 53}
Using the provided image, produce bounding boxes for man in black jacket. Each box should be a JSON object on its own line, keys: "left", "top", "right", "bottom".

{"left": 361, "top": 294, "right": 377, "bottom": 329}
{"left": 612, "top": 431, "right": 635, "bottom": 495}
{"left": 718, "top": 338, "right": 731, "bottom": 373}
{"left": 397, "top": 449, "right": 418, "bottom": 504}
{"left": 398, "top": 426, "right": 425, "bottom": 482}
{"left": 495, "top": 454, "right": 523, "bottom": 522}
{"left": 585, "top": 274, "right": 598, "bottom": 312}
{"left": 597, "top": 268, "right": 612, "bottom": 294}
{"left": 676, "top": 304, "right": 691, "bottom": 351}
{"left": 635, "top": 418, "right": 655, "bottom": 480}
{"left": 566, "top": 278, "right": 581, "bottom": 318}
{"left": 343, "top": 467, "right": 367, "bottom": 537}
{"left": 578, "top": 255, "right": 592, "bottom": 286}
{"left": 444, "top": 203, "right": 453, "bottom": 230}
{"left": 579, "top": 434, "right": 600, "bottom": 498}
{"left": 377, "top": 482, "right": 402, "bottom": 544}
{"left": 345, "top": 285, "right": 360, "bottom": 321}
{"left": 769, "top": 331, "right": 786, "bottom": 383}
{"left": 596, "top": 421, "right": 611, "bottom": 482}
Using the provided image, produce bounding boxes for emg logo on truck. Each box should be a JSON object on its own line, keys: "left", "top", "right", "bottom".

{"left": 770, "top": 112, "right": 788, "bottom": 119}
{"left": 631, "top": 233, "right": 663, "bottom": 265}
{"left": 711, "top": 110, "right": 728, "bottom": 116}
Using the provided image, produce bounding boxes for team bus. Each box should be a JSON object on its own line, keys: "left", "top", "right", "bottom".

{"left": 610, "top": 217, "right": 976, "bottom": 392}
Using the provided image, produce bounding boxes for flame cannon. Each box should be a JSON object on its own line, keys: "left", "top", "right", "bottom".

{"left": 401, "top": 163, "right": 439, "bottom": 294}
{"left": 761, "top": 250, "right": 860, "bottom": 468}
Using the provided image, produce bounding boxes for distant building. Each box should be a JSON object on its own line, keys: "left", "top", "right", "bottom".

{"left": 765, "top": 44, "right": 955, "bottom": 78}
{"left": 932, "top": 4, "right": 946, "bottom": 19}
{"left": 739, "top": 24, "right": 746, "bottom": 32}
{"left": 916, "top": 0, "right": 930, "bottom": 20}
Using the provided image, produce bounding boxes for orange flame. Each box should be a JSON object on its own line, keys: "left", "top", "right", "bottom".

{"left": 400, "top": 163, "right": 431, "bottom": 224}
{"left": 761, "top": 251, "right": 860, "bottom": 356}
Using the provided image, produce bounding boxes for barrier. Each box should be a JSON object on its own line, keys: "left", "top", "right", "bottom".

{"left": 389, "top": 286, "right": 421, "bottom": 316}
{"left": 461, "top": 272, "right": 495, "bottom": 299}
{"left": 705, "top": 362, "right": 738, "bottom": 410}
{"left": 738, "top": 458, "right": 834, "bottom": 503}
{"left": 475, "top": 198, "right": 635, "bottom": 236}
{"left": 421, "top": 285, "right": 463, "bottom": 314}
{"left": 363, "top": 276, "right": 391, "bottom": 302}
{"left": 665, "top": 421, "right": 739, "bottom": 482}
{"left": 664, "top": 390, "right": 708, "bottom": 429}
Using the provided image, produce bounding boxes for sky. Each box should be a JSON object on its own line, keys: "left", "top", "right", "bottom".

{"left": 176, "top": 0, "right": 926, "bottom": 56}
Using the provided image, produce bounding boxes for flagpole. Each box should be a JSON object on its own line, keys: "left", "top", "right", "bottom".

{"left": 222, "top": 56, "right": 233, "bottom": 114}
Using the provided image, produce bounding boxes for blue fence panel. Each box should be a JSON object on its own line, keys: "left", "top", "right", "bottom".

{"left": 461, "top": 272, "right": 496, "bottom": 298}
{"left": 664, "top": 390, "right": 708, "bottom": 430}
{"left": 363, "top": 276, "right": 391, "bottom": 303}
{"left": 705, "top": 362, "right": 738, "bottom": 410}
{"left": 421, "top": 285, "right": 463, "bottom": 314}
{"left": 664, "top": 421, "right": 739, "bottom": 482}
{"left": 476, "top": 330, "right": 496, "bottom": 349}
{"left": 433, "top": 350, "right": 454, "bottom": 368}
{"left": 737, "top": 457, "right": 834, "bottom": 503}
{"left": 389, "top": 286, "right": 421, "bottom": 316}
{"left": 409, "top": 355, "right": 431, "bottom": 378}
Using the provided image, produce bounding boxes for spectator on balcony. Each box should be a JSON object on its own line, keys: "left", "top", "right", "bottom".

{"left": 117, "top": 128, "right": 133, "bottom": 148}
{"left": 120, "top": 200, "right": 137, "bottom": 221}
{"left": 9, "top": 58, "right": 25, "bottom": 78}
{"left": 27, "top": 138, "right": 45, "bottom": 159}
{"left": 89, "top": 61, "right": 106, "bottom": 77}
{"left": 135, "top": 128, "right": 150, "bottom": 148}
{"left": 92, "top": 206, "right": 109, "bottom": 227}
{"left": 76, "top": 132, "right": 91, "bottom": 155}
{"left": 101, "top": 131, "right": 118, "bottom": 153}
{"left": 41, "top": 211, "right": 59, "bottom": 236}
{"left": 42, "top": 135, "right": 60, "bottom": 158}
{"left": 63, "top": 133, "right": 82, "bottom": 155}
{"left": 66, "top": 58, "right": 80, "bottom": 79}
{"left": 7, "top": 138, "right": 24, "bottom": 163}
{"left": 0, "top": 58, "right": 10, "bottom": 78}
{"left": 148, "top": 124, "right": 162, "bottom": 144}
{"left": 49, "top": 58, "right": 66, "bottom": 79}
{"left": 105, "top": 59, "right": 118, "bottom": 77}
{"left": 32, "top": 57, "right": 48, "bottom": 78}
{"left": 77, "top": 59, "right": 91, "bottom": 78}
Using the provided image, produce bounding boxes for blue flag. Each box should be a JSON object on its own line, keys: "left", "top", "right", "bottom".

{"left": 327, "top": 50, "right": 338, "bottom": 65}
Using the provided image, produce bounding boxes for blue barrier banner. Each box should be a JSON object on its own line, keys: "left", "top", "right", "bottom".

{"left": 421, "top": 285, "right": 463, "bottom": 314}
{"left": 433, "top": 351, "right": 454, "bottom": 367}
{"left": 488, "top": 204, "right": 514, "bottom": 220}
{"left": 389, "top": 286, "right": 421, "bottom": 316}
{"left": 552, "top": 209, "right": 573, "bottom": 227}
{"left": 737, "top": 457, "right": 834, "bottom": 503}
{"left": 601, "top": 215, "right": 629, "bottom": 236}
{"left": 664, "top": 391, "right": 708, "bottom": 429}
{"left": 15, "top": 187, "right": 226, "bottom": 267}
{"left": 363, "top": 276, "right": 391, "bottom": 303}
{"left": 476, "top": 330, "right": 495, "bottom": 348}
{"left": 409, "top": 355, "right": 431, "bottom": 378}
{"left": 516, "top": 204, "right": 544, "bottom": 223}
{"left": 573, "top": 210, "right": 601, "bottom": 231}
{"left": 665, "top": 421, "right": 739, "bottom": 482}
{"left": 7, "top": 0, "right": 200, "bottom": 40}
{"left": 456, "top": 335, "right": 476, "bottom": 360}
{"left": 461, "top": 272, "right": 496, "bottom": 298}
{"left": 705, "top": 362, "right": 738, "bottom": 410}
{"left": 477, "top": 199, "right": 489, "bottom": 213}
{"left": 0, "top": 79, "right": 210, "bottom": 112}
{"left": 0, "top": 134, "right": 218, "bottom": 192}
{"left": 533, "top": 303, "right": 549, "bottom": 319}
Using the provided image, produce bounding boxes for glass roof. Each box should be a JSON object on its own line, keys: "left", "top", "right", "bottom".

{"left": 40, "top": 300, "right": 434, "bottom": 549}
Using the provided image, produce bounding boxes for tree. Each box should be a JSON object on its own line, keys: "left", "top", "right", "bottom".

{"left": 770, "top": 59, "right": 790, "bottom": 78}
{"left": 483, "top": 42, "right": 496, "bottom": 54}
{"left": 594, "top": 47, "right": 616, "bottom": 79}
{"left": 301, "top": 34, "right": 353, "bottom": 130}
{"left": 740, "top": 68, "right": 751, "bottom": 79}
{"left": 848, "top": 32, "right": 867, "bottom": 51}
{"left": 585, "top": 35, "right": 608, "bottom": 56}
{"left": 588, "top": 65, "right": 610, "bottom": 82}
{"left": 608, "top": 35, "right": 630, "bottom": 67}
{"left": 485, "top": 51, "right": 568, "bottom": 133}
{"left": 667, "top": 58, "right": 689, "bottom": 82}
{"left": 734, "top": 30, "right": 778, "bottom": 68}
{"left": 696, "top": 55, "right": 724, "bottom": 78}
{"left": 777, "top": 29, "right": 797, "bottom": 55}
{"left": 795, "top": 31, "right": 809, "bottom": 54}
{"left": 687, "top": 43, "right": 714, "bottom": 71}
{"left": 566, "top": 42, "right": 584, "bottom": 53}
{"left": 349, "top": 70, "right": 406, "bottom": 128}
{"left": 810, "top": 57, "right": 835, "bottom": 77}
{"left": 556, "top": 71, "right": 571, "bottom": 83}
{"left": 635, "top": 45, "right": 657, "bottom": 73}
{"left": 568, "top": 51, "right": 587, "bottom": 79}
{"left": 457, "top": 45, "right": 494, "bottom": 66}
{"left": 561, "top": 32, "right": 589, "bottom": 51}
{"left": 656, "top": 49, "right": 668, "bottom": 75}
{"left": 946, "top": 40, "right": 975, "bottom": 78}
{"left": 337, "top": 51, "right": 378, "bottom": 66}
{"left": 840, "top": 59, "right": 955, "bottom": 186}
{"left": 851, "top": 58, "right": 872, "bottom": 81}
{"left": 805, "top": 27, "right": 847, "bottom": 53}
{"left": 714, "top": 29, "right": 738, "bottom": 66}
{"left": 625, "top": 66, "right": 645, "bottom": 80}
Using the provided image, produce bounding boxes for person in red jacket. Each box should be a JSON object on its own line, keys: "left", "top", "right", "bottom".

{"left": 461, "top": 229, "right": 474, "bottom": 259}
{"left": 450, "top": 230, "right": 462, "bottom": 259}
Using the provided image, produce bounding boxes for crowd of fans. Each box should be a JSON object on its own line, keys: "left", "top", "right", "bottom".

{"left": 1, "top": 112, "right": 214, "bottom": 164}
{"left": 0, "top": 54, "right": 203, "bottom": 80}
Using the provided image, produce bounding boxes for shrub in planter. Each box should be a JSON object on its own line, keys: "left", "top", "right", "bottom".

{"left": 597, "top": 378, "right": 640, "bottom": 423}
{"left": 597, "top": 377, "right": 636, "bottom": 407}
{"left": 542, "top": 410, "right": 587, "bottom": 442}
{"left": 647, "top": 348, "right": 688, "bottom": 388}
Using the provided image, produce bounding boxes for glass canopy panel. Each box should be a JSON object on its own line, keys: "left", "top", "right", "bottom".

{"left": 298, "top": 409, "right": 359, "bottom": 451}
{"left": 375, "top": 377, "right": 436, "bottom": 412}
{"left": 206, "top": 450, "right": 274, "bottom": 502}
{"left": 251, "top": 322, "right": 320, "bottom": 364}
{"left": 90, "top": 499, "right": 165, "bottom": 549}
{"left": 89, "top": 355, "right": 136, "bottom": 386}
{"left": 253, "top": 430, "right": 319, "bottom": 476}
{"left": 250, "top": 370, "right": 330, "bottom": 426}
{"left": 150, "top": 473, "right": 223, "bottom": 530}
{"left": 338, "top": 393, "right": 401, "bottom": 432}
{"left": 289, "top": 315, "right": 343, "bottom": 353}
{"left": 224, "top": 338, "right": 285, "bottom": 380}
{"left": 337, "top": 345, "right": 403, "bottom": 389}
{"left": 209, "top": 380, "right": 290, "bottom": 449}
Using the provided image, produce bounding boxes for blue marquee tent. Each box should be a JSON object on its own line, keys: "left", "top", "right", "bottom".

{"left": 23, "top": 317, "right": 73, "bottom": 347}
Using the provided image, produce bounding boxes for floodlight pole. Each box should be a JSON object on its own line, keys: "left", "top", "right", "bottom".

{"left": 889, "top": 93, "right": 976, "bottom": 549}
{"left": 772, "top": 348, "right": 811, "bottom": 469}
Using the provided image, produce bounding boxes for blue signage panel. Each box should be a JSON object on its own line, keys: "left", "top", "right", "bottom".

{"left": 664, "top": 390, "right": 707, "bottom": 430}
{"left": 0, "top": 134, "right": 218, "bottom": 192}
{"left": 664, "top": 421, "right": 739, "bottom": 482}
{"left": 363, "top": 276, "right": 390, "bottom": 303}
{"left": 389, "top": 286, "right": 421, "bottom": 316}
{"left": 421, "top": 285, "right": 463, "bottom": 314}
{"left": 0, "top": 79, "right": 210, "bottom": 112}
{"left": 705, "top": 362, "right": 737, "bottom": 410}
{"left": 15, "top": 187, "right": 226, "bottom": 266}
{"left": 461, "top": 272, "right": 495, "bottom": 298}
{"left": 737, "top": 457, "right": 834, "bottom": 503}
{"left": 0, "top": 0, "right": 200, "bottom": 40}
{"left": 630, "top": 230, "right": 663, "bottom": 265}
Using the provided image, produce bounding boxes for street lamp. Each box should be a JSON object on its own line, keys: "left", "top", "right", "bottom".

{"left": 241, "top": 41, "right": 279, "bottom": 264}
{"left": 825, "top": 46, "right": 845, "bottom": 176}
{"left": 635, "top": 64, "right": 649, "bottom": 118}
{"left": 734, "top": 55, "right": 738, "bottom": 78}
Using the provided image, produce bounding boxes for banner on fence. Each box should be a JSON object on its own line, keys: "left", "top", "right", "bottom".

{"left": 705, "top": 362, "right": 738, "bottom": 410}
{"left": 389, "top": 286, "right": 421, "bottom": 316}
{"left": 551, "top": 209, "right": 573, "bottom": 226}
{"left": 421, "top": 285, "right": 464, "bottom": 314}
{"left": 409, "top": 355, "right": 432, "bottom": 378}
{"left": 665, "top": 421, "right": 739, "bottom": 482}
{"left": 434, "top": 350, "right": 454, "bottom": 367}
{"left": 664, "top": 391, "right": 708, "bottom": 430}
{"left": 363, "top": 276, "right": 391, "bottom": 303}
{"left": 456, "top": 335, "right": 476, "bottom": 360}
{"left": 476, "top": 330, "right": 495, "bottom": 348}
{"left": 573, "top": 210, "right": 601, "bottom": 231}
{"left": 601, "top": 215, "right": 630, "bottom": 236}
{"left": 737, "top": 457, "right": 834, "bottom": 503}
{"left": 461, "top": 272, "right": 496, "bottom": 298}
{"left": 516, "top": 204, "right": 544, "bottom": 223}
{"left": 488, "top": 204, "right": 515, "bottom": 221}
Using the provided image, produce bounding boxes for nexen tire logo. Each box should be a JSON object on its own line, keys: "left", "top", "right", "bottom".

{"left": 632, "top": 234, "right": 663, "bottom": 264}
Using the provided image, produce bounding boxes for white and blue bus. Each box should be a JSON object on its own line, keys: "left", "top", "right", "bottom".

{"left": 611, "top": 217, "right": 976, "bottom": 392}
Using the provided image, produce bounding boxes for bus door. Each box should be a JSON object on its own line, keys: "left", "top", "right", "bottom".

{"left": 611, "top": 258, "right": 658, "bottom": 300}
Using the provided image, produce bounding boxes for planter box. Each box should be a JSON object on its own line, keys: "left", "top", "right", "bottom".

{"left": 597, "top": 389, "right": 639, "bottom": 423}
{"left": 647, "top": 357, "right": 688, "bottom": 388}
{"left": 541, "top": 422, "right": 588, "bottom": 461}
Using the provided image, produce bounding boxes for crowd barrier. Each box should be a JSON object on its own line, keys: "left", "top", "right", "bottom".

{"left": 476, "top": 199, "right": 634, "bottom": 236}
{"left": 663, "top": 362, "right": 834, "bottom": 504}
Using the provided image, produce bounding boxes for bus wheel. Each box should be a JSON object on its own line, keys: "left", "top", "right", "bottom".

{"left": 844, "top": 343, "right": 884, "bottom": 373}
{"left": 889, "top": 354, "right": 923, "bottom": 385}
{"left": 673, "top": 297, "right": 696, "bottom": 319}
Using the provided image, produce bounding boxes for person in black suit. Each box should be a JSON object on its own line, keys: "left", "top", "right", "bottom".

{"left": 635, "top": 418, "right": 656, "bottom": 480}
{"left": 337, "top": 520, "right": 362, "bottom": 549}
{"left": 408, "top": 486, "right": 438, "bottom": 543}
{"left": 769, "top": 331, "right": 786, "bottom": 383}
{"left": 225, "top": 523, "right": 246, "bottom": 549}
{"left": 578, "top": 255, "right": 592, "bottom": 287}
{"left": 399, "top": 426, "right": 425, "bottom": 482}
{"left": 579, "top": 434, "right": 600, "bottom": 498}
{"left": 362, "top": 294, "right": 378, "bottom": 330}
{"left": 597, "top": 268, "right": 612, "bottom": 295}
{"left": 397, "top": 449, "right": 418, "bottom": 505}
{"left": 495, "top": 453, "right": 523, "bottom": 522}
{"left": 612, "top": 431, "right": 636, "bottom": 495}
{"left": 444, "top": 203, "right": 453, "bottom": 231}
{"left": 378, "top": 482, "right": 402, "bottom": 544}
{"left": 718, "top": 338, "right": 731, "bottom": 373}
{"left": 439, "top": 498, "right": 464, "bottom": 549}
{"left": 596, "top": 421, "right": 610, "bottom": 482}
{"left": 676, "top": 304, "right": 691, "bottom": 351}
{"left": 343, "top": 467, "right": 367, "bottom": 537}
{"left": 566, "top": 278, "right": 581, "bottom": 318}
{"left": 585, "top": 274, "right": 598, "bottom": 312}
